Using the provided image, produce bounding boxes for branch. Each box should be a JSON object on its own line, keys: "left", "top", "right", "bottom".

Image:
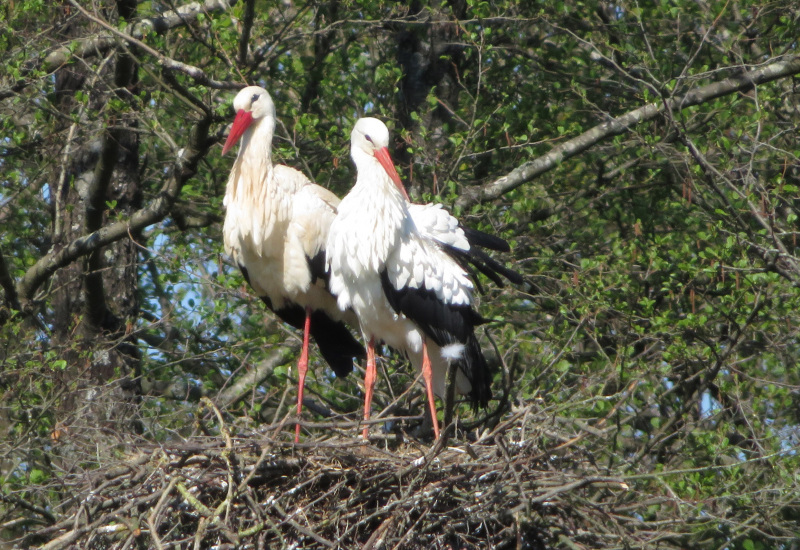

{"left": 216, "top": 346, "right": 296, "bottom": 409}
{"left": 455, "top": 54, "right": 800, "bottom": 209}
{"left": 83, "top": 127, "right": 122, "bottom": 327}
{"left": 170, "top": 203, "right": 223, "bottom": 230}
{"left": 16, "top": 115, "right": 213, "bottom": 309}
{"left": 238, "top": 0, "right": 256, "bottom": 66}
{"left": 65, "top": 0, "right": 239, "bottom": 90}
{"left": 43, "top": 0, "right": 238, "bottom": 73}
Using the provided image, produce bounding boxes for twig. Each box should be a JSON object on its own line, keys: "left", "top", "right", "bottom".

{"left": 146, "top": 477, "right": 178, "bottom": 550}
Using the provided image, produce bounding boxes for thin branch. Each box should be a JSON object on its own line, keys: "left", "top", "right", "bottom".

{"left": 455, "top": 54, "right": 800, "bottom": 209}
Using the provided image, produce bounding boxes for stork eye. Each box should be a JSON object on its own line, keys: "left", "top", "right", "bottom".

{"left": 251, "top": 93, "right": 260, "bottom": 103}
{"left": 365, "top": 134, "right": 373, "bottom": 143}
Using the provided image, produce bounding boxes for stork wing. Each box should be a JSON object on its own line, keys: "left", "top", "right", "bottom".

{"left": 408, "top": 203, "right": 469, "bottom": 251}
{"left": 409, "top": 203, "right": 522, "bottom": 289}
{"left": 282, "top": 170, "right": 339, "bottom": 285}
{"left": 381, "top": 225, "right": 483, "bottom": 343}
{"left": 380, "top": 228, "right": 492, "bottom": 408}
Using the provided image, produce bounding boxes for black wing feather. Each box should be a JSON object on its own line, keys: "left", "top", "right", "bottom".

{"left": 307, "top": 250, "right": 329, "bottom": 285}
{"left": 439, "top": 227, "right": 523, "bottom": 290}
{"left": 462, "top": 227, "right": 511, "bottom": 252}
{"left": 380, "top": 269, "right": 492, "bottom": 407}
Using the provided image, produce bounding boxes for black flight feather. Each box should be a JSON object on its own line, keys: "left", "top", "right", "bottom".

{"left": 441, "top": 242, "right": 523, "bottom": 290}
{"left": 462, "top": 226, "right": 511, "bottom": 252}
{"left": 306, "top": 250, "right": 329, "bottom": 285}
{"left": 380, "top": 269, "right": 492, "bottom": 407}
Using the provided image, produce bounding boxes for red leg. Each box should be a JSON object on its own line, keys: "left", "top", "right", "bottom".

{"left": 421, "top": 339, "right": 441, "bottom": 439}
{"left": 362, "top": 337, "right": 376, "bottom": 439}
{"left": 295, "top": 307, "right": 312, "bottom": 443}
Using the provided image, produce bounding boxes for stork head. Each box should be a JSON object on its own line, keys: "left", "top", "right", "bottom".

{"left": 222, "top": 86, "right": 276, "bottom": 155}
{"left": 351, "top": 117, "right": 408, "bottom": 200}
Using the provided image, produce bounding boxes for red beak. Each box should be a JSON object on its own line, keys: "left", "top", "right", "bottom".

{"left": 374, "top": 147, "right": 409, "bottom": 200}
{"left": 222, "top": 110, "right": 254, "bottom": 155}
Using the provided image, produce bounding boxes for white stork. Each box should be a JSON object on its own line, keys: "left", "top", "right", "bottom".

{"left": 327, "top": 117, "right": 517, "bottom": 439}
{"left": 221, "top": 86, "right": 364, "bottom": 442}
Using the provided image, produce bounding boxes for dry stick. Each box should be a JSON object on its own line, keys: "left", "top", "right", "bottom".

{"left": 295, "top": 415, "right": 424, "bottom": 431}
{"left": 359, "top": 367, "right": 435, "bottom": 440}
{"left": 271, "top": 500, "right": 337, "bottom": 548}
{"left": 455, "top": 55, "right": 800, "bottom": 210}
{"left": 442, "top": 359, "right": 459, "bottom": 441}
{"left": 199, "top": 398, "right": 240, "bottom": 539}
{"left": 146, "top": 477, "right": 179, "bottom": 550}
{"left": 0, "top": 494, "right": 57, "bottom": 525}
{"left": 361, "top": 514, "right": 395, "bottom": 550}
{"left": 529, "top": 476, "right": 629, "bottom": 505}
{"left": 476, "top": 405, "right": 531, "bottom": 444}
{"left": 494, "top": 434, "right": 532, "bottom": 515}
{"left": 175, "top": 480, "right": 239, "bottom": 547}
{"left": 237, "top": 441, "right": 277, "bottom": 493}
{"left": 389, "top": 503, "right": 433, "bottom": 550}
{"left": 39, "top": 495, "right": 149, "bottom": 550}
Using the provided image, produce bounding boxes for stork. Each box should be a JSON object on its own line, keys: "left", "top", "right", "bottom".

{"left": 327, "top": 117, "right": 517, "bottom": 439}
{"left": 221, "top": 86, "right": 364, "bottom": 442}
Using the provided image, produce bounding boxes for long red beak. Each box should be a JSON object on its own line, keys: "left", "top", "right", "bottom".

{"left": 374, "top": 147, "right": 409, "bottom": 200}
{"left": 222, "top": 110, "right": 254, "bottom": 155}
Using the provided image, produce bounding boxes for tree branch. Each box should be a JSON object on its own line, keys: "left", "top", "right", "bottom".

{"left": 238, "top": 0, "right": 256, "bottom": 66}
{"left": 170, "top": 203, "right": 223, "bottom": 230}
{"left": 83, "top": 127, "right": 121, "bottom": 327}
{"left": 43, "top": 0, "right": 238, "bottom": 74}
{"left": 16, "top": 115, "right": 213, "bottom": 309}
{"left": 66, "top": 0, "right": 239, "bottom": 90}
{"left": 216, "top": 346, "right": 297, "bottom": 409}
{"left": 455, "top": 54, "right": 800, "bottom": 209}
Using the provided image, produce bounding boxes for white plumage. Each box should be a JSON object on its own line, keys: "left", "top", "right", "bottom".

{"left": 327, "top": 117, "right": 497, "bottom": 439}
{"left": 222, "top": 86, "right": 364, "bottom": 442}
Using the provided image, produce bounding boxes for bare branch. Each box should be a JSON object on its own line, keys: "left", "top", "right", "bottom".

{"left": 66, "top": 0, "right": 239, "bottom": 90}
{"left": 43, "top": 0, "right": 239, "bottom": 74}
{"left": 238, "top": 0, "right": 256, "bottom": 66}
{"left": 455, "top": 54, "right": 800, "bottom": 209}
{"left": 216, "top": 346, "right": 297, "bottom": 409}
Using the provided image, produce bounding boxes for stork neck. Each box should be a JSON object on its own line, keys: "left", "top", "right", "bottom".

{"left": 225, "top": 115, "right": 276, "bottom": 207}
{"left": 238, "top": 115, "right": 275, "bottom": 168}
{"left": 352, "top": 149, "right": 408, "bottom": 209}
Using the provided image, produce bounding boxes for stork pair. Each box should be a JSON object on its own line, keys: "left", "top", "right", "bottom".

{"left": 222, "top": 86, "right": 518, "bottom": 442}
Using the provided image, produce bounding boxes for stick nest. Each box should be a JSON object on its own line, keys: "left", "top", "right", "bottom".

{"left": 12, "top": 402, "right": 636, "bottom": 550}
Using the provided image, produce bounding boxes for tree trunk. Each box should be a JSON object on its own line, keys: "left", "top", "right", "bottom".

{"left": 48, "top": 0, "right": 143, "bottom": 439}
